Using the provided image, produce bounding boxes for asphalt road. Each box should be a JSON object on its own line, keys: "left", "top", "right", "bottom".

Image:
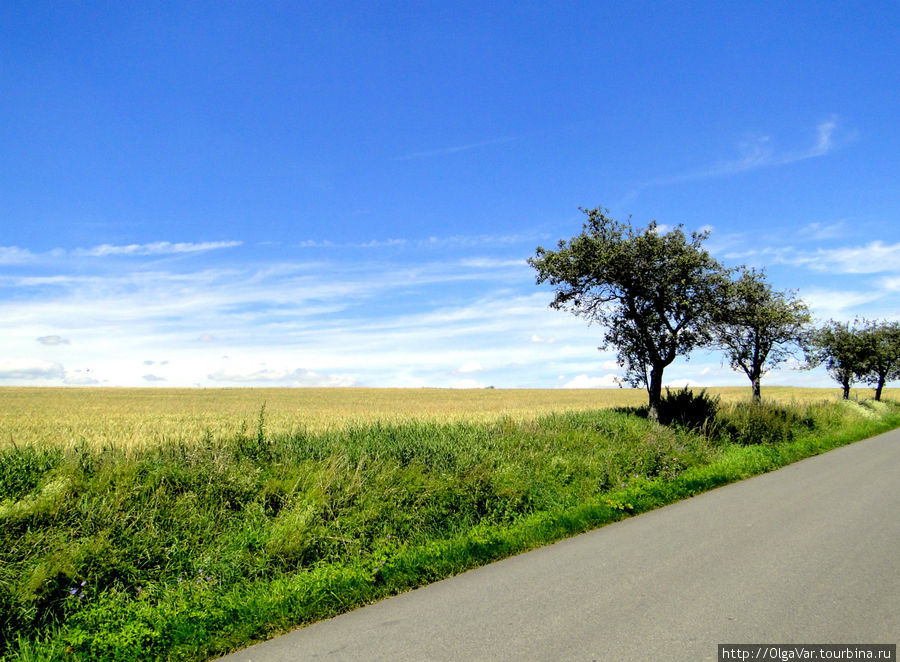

{"left": 217, "top": 428, "right": 900, "bottom": 662}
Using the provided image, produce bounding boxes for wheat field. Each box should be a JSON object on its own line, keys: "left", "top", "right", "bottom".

{"left": 1, "top": 385, "right": 895, "bottom": 450}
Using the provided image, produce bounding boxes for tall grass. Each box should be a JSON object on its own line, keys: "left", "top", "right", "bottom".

{"left": 3, "top": 386, "right": 895, "bottom": 451}
{"left": 1, "top": 396, "right": 898, "bottom": 661}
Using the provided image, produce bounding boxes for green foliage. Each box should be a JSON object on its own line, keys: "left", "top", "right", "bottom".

{"left": 855, "top": 319, "right": 900, "bottom": 400}
{"left": 657, "top": 386, "right": 721, "bottom": 434}
{"left": 805, "top": 319, "right": 868, "bottom": 398}
{"left": 1, "top": 400, "right": 898, "bottom": 661}
{"left": 528, "top": 207, "right": 727, "bottom": 418}
{"left": 0, "top": 445, "right": 62, "bottom": 501}
{"left": 711, "top": 267, "right": 812, "bottom": 400}
{"left": 715, "top": 401, "right": 810, "bottom": 446}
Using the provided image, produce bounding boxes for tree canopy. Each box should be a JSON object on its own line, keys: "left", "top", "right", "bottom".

{"left": 528, "top": 207, "right": 726, "bottom": 420}
{"left": 856, "top": 319, "right": 900, "bottom": 401}
{"left": 711, "top": 268, "right": 811, "bottom": 401}
{"left": 805, "top": 320, "right": 867, "bottom": 399}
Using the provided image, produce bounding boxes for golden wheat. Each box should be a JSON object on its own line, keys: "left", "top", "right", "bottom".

{"left": 1, "top": 386, "right": 894, "bottom": 450}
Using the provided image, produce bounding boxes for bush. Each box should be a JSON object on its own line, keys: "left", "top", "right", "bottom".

{"left": 716, "top": 401, "right": 807, "bottom": 445}
{"left": 657, "top": 386, "right": 721, "bottom": 434}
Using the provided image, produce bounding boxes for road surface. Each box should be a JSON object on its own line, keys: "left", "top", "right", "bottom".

{"left": 217, "top": 427, "right": 900, "bottom": 661}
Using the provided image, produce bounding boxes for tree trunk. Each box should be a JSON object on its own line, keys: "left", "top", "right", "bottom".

{"left": 751, "top": 373, "right": 762, "bottom": 403}
{"left": 842, "top": 379, "right": 851, "bottom": 400}
{"left": 647, "top": 364, "right": 663, "bottom": 422}
{"left": 875, "top": 375, "right": 885, "bottom": 401}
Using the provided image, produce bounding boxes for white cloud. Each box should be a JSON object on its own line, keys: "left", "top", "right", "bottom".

{"left": 0, "top": 358, "right": 65, "bottom": 380}
{"left": 801, "top": 241, "right": 900, "bottom": 274}
{"left": 36, "top": 335, "right": 70, "bottom": 346}
{"left": 5, "top": 227, "right": 885, "bottom": 388}
{"left": 74, "top": 241, "right": 242, "bottom": 257}
{"left": 0, "top": 246, "right": 35, "bottom": 264}
{"left": 297, "top": 239, "right": 408, "bottom": 249}
{"left": 63, "top": 369, "right": 100, "bottom": 385}
{"left": 802, "top": 288, "right": 883, "bottom": 319}
{"left": 207, "top": 367, "right": 355, "bottom": 387}
{"left": 449, "top": 378, "right": 486, "bottom": 389}
{"left": 664, "top": 378, "right": 702, "bottom": 388}
{"left": 879, "top": 276, "right": 900, "bottom": 293}
{"left": 561, "top": 373, "right": 622, "bottom": 388}
{"left": 142, "top": 374, "right": 166, "bottom": 382}
{"left": 814, "top": 116, "right": 837, "bottom": 155}
{"left": 801, "top": 221, "right": 847, "bottom": 241}
{"left": 620, "top": 117, "right": 842, "bottom": 205}
{"left": 731, "top": 241, "right": 900, "bottom": 275}
{"left": 458, "top": 258, "right": 526, "bottom": 269}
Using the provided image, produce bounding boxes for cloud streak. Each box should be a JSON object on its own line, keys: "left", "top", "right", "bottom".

{"left": 74, "top": 241, "right": 242, "bottom": 257}
{"left": 395, "top": 136, "right": 518, "bottom": 161}
{"left": 619, "top": 117, "right": 842, "bottom": 205}
{"left": 732, "top": 241, "right": 900, "bottom": 275}
{"left": 37, "top": 335, "right": 70, "bottom": 346}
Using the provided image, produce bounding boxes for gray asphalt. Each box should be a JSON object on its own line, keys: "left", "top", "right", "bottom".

{"left": 217, "top": 428, "right": 900, "bottom": 662}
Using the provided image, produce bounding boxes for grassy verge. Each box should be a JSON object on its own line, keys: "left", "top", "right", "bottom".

{"left": 2, "top": 397, "right": 898, "bottom": 661}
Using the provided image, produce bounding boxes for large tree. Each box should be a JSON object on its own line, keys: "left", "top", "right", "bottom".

{"left": 805, "top": 320, "right": 867, "bottom": 399}
{"left": 711, "top": 267, "right": 811, "bottom": 401}
{"left": 856, "top": 319, "right": 900, "bottom": 401}
{"left": 528, "top": 207, "right": 727, "bottom": 421}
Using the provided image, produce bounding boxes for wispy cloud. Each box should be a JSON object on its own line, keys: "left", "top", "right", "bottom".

{"left": 296, "top": 232, "right": 543, "bottom": 251}
{"left": 36, "top": 335, "right": 70, "bottom": 346}
{"left": 619, "top": 117, "right": 843, "bottom": 206}
{"left": 73, "top": 241, "right": 242, "bottom": 257}
{"left": 2, "top": 228, "right": 887, "bottom": 388}
{"left": 560, "top": 373, "right": 621, "bottom": 388}
{"left": 395, "top": 136, "right": 518, "bottom": 161}
{"left": 453, "top": 361, "right": 484, "bottom": 374}
{"left": 766, "top": 241, "right": 900, "bottom": 274}
{"left": 800, "top": 221, "right": 847, "bottom": 241}
{"left": 0, "top": 246, "right": 36, "bottom": 264}
{"left": 0, "top": 358, "right": 65, "bottom": 380}
{"left": 296, "top": 238, "right": 408, "bottom": 249}
{"left": 207, "top": 367, "right": 355, "bottom": 386}
{"left": 801, "top": 287, "right": 884, "bottom": 319}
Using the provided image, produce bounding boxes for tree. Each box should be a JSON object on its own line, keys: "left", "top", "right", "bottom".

{"left": 805, "top": 320, "right": 867, "bottom": 399}
{"left": 711, "top": 267, "right": 812, "bottom": 401}
{"left": 527, "top": 207, "right": 727, "bottom": 421}
{"left": 856, "top": 319, "right": 900, "bottom": 401}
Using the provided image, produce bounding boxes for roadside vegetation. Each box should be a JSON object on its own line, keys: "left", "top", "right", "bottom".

{"left": 3, "top": 210, "right": 898, "bottom": 661}
{"left": 2, "top": 392, "right": 899, "bottom": 661}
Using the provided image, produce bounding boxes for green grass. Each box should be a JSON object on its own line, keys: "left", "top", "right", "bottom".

{"left": 2, "top": 397, "right": 898, "bottom": 661}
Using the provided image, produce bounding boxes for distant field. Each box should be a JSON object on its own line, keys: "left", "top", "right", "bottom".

{"left": 1, "top": 385, "right": 895, "bottom": 450}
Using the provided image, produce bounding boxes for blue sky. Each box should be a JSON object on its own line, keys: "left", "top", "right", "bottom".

{"left": 2, "top": 1, "right": 898, "bottom": 389}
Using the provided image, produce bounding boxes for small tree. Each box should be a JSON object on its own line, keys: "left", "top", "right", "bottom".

{"left": 857, "top": 319, "right": 900, "bottom": 401}
{"left": 805, "top": 320, "right": 867, "bottom": 399}
{"left": 712, "top": 268, "right": 812, "bottom": 401}
{"left": 528, "top": 207, "right": 726, "bottom": 421}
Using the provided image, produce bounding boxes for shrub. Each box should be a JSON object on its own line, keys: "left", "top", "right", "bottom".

{"left": 658, "top": 386, "right": 721, "bottom": 433}
{"left": 716, "top": 401, "right": 806, "bottom": 445}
